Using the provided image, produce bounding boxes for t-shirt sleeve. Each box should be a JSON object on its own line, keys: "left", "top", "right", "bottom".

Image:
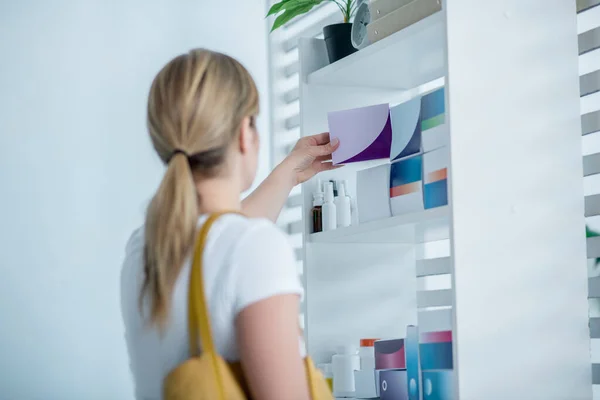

{"left": 232, "top": 220, "right": 303, "bottom": 316}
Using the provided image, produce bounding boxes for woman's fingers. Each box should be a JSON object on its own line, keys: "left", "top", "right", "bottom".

{"left": 313, "top": 160, "right": 342, "bottom": 172}
{"left": 314, "top": 137, "right": 339, "bottom": 156}
{"left": 308, "top": 132, "right": 331, "bottom": 145}
{"left": 315, "top": 154, "right": 332, "bottom": 162}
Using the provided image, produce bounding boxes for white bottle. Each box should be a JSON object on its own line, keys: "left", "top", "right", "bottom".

{"left": 334, "top": 181, "right": 352, "bottom": 228}
{"left": 322, "top": 182, "right": 337, "bottom": 231}
{"left": 332, "top": 344, "right": 361, "bottom": 397}
{"left": 354, "top": 338, "right": 378, "bottom": 398}
{"left": 340, "top": 179, "right": 359, "bottom": 226}
{"left": 313, "top": 191, "right": 324, "bottom": 207}
{"left": 358, "top": 339, "right": 376, "bottom": 371}
{"left": 351, "top": 197, "right": 359, "bottom": 226}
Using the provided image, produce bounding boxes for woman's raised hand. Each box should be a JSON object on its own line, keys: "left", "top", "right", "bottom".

{"left": 281, "top": 132, "right": 340, "bottom": 186}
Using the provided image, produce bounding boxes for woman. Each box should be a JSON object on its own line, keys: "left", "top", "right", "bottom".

{"left": 120, "top": 49, "right": 339, "bottom": 399}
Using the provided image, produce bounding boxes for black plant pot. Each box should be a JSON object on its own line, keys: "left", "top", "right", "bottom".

{"left": 323, "top": 23, "right": 357, "bottom": 64}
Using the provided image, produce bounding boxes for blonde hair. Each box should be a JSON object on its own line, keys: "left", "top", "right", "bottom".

{"left": 141, "top": 49, "right": 259, "bottom": 328}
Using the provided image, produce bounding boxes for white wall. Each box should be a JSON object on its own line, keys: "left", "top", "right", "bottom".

{"left": 0, "top": 1, "right": 270, "bottom": 398}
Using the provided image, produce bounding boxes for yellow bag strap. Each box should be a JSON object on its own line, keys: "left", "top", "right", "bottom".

{"left": 187, "top": 211, "right": 322, "bottom": 399}
{"left": 188, "top": 212, "right": 237, "bottom": 399}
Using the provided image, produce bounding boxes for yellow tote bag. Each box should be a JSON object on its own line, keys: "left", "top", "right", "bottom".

{"left": 163, "top": 212, "right": 333, "bottom": 400}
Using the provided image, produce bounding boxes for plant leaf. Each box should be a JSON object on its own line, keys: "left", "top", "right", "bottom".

{"left": 270, "top": 1, "right": 322, "bottom": 32}
{"left": 586, "top": 225, "right": 600, "bottom": 266}
{"left": 272, "top": 0, "right": 320, "bottom": 16}
{"left": 266, "top": 0, "right": 294, "bottom": 17}
{"left": 330, "top": 0, "right": 346, "bottom": 17}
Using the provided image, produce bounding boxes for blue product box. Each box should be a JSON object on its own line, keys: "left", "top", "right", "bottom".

{"left": 405, "top": 325, "right": 422, "bottom": 400}
{"left": 422, "top": 371, "right": 455, "bottom": 400}
{"left": 390, "top": 96, "right": 421, "bottom": 161}
{"left": 420, "top": 87, "right": 448, "bottom": 152}
{"left": 380, "top": 369, "right": 408, "bottom": 400}
{"left": 390, "top": 155, "right": 424, "bottom": 216}
{"left": 419, "top": 342, "right": 453, "bottom": 370}
{"left": 423, "top": 147, "right": 449, "bottom": 210}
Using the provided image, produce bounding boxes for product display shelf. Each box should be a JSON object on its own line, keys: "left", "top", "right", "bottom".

{"left": 308, "top": 205, "right": 449, "bottom": 244}
{"left": 298, "top": 2, "right": 590, "bottom": 399}
{"left": 307, "top": 10, "right": 446, "bottom": 90}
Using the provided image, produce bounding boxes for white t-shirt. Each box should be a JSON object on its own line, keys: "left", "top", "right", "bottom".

{"left": 120, "top": 215, "right": 305, "bottom": 400}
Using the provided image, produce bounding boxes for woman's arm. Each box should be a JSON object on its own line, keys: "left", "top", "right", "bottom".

{"left": 241, "top": 163, "right": 296, "bottom": 222}
{"left": 236, "top": 294, "right": 309, "bottom": 400}
{"left": 242, "top": 133, "right": 339, "bottom": 221}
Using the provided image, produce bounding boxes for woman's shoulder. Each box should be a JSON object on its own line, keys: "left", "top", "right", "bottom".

{"left": 223, "top": 217, "right": 302, "bottom": 314}
{"left": 215, "top": 215, "right": 293, "bottom": 256}
{"left": 121, "top": 214, "right": 294, "bottom": 267}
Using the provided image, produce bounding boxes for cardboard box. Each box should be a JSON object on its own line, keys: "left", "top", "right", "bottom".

{"left": 357, "top": 163, "right": 392, "bottom": 223}
{"left": 390, "top": 96, "right": 421, "bottom": 161}
{"left": 379, "top": 369, "right": 409, "bottom": 400}
{"left": 423, "top": 147, "right": 449, "bottom": 209}
{"left": 370, "top": 0, "right": 415, "bottom": 22}
{"left": 405, "top": 326, "right": 422, "bottom": 400}
{"left": 420, "top": 330, "right": 452, "bottom": 343}
{"left": 419, "top": 330, "right": 453, "bottom": 370}
{"left": 354, "top": 369, "right": 378, "bottom": 399}
{"left": 375, "top": 338, "right": 406, "bottom": 370}
{"left": 367, "top": 0, "right": 442, "bottom": 44}
{"left": 389, "top": 155, "right": 424, "bottom": 216}
{"left": 422, "top": 370, "right": 455, "bottom": 400}
{"left": 421, "top": 87, "right": 448, "bottom": 152}
{"left": 328, "top": 103, "right": 392, "bottom": 165}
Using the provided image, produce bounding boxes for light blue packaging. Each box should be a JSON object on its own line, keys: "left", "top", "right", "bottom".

{"left": 405, "top": 325, "right": 422, "bottom": 400}
{"left": 422, "top": 370, "right": 455, "bottom": 400}
{"left": 390, "top": 96, "right": 421, "bottom": 161}
{"left": 420, "top": 87, "right": 448, "bottom": 152}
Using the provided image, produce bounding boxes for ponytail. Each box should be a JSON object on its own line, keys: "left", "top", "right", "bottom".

{"left": 141, "top": 153, "right": 198, "bottom": 329}
{"left": 141, "top": 48, "right": 259, "bottom": 328}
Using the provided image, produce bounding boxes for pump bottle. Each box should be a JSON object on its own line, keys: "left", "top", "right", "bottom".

{"left": 335, "top": 181, "right": 352, "bottom": 228}
{"left": 322, "top": 182, "right": 337, "bottom": 231}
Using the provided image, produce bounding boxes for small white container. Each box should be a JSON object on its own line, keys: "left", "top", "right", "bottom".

{"left": 322, "top": 182, "right": 337, "bottom": 231}
{"left": 358, "top": 338, "right": 377, "bottom": 371}
{"left": 354, "top": 338, "right": 378, "bottom": 398}
{"left": 356, "top": 163, "right": 392, "bottom": 223}
{"left": 332, "top": 344, "right": 360, "bottom": 397}
{"left": 334, "top": 181, "right": 352, "bottom": 228}
{"left": 354, "top": 369, "right": 378, "bottom": 399}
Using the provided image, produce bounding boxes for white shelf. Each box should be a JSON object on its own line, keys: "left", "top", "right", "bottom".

{"left": 306, "top": 11, "right": 446, "bottom": 90}
{"left": 298, "top": 3, "right": 592, "bottom": 397}
{"left": 308, "top": 206, "right": 450, "bottom": 244}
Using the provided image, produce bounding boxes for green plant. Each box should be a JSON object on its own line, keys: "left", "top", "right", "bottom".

{"left": 587, "top": 225, "right": 600, "bottom": 266}
{"left": 267, "top": 0, "right": 359, "bottom": 32}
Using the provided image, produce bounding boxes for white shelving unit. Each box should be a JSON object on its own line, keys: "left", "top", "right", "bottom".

{"left": 308, "top": 206, "right": 450, "bottom": 244}
{"left": 307, "top": 11, "right": 446, "bottom": 89}
{"left": 298, "top": 2, "right": 591, "bottom": 399}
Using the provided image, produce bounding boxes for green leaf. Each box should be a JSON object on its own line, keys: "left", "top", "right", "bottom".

{"left": 270, "top": 1, "right": 321, "bottom": 32}
{"left": 586, "top": 225, "right": 600, "bottom": 266}
{"left": 266, "top": 0, "right": 293, "bottom": 17}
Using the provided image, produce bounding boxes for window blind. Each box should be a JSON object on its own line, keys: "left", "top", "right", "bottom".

{"left": 266, "top": 0, "right": 344, "bottom": 328}
{"left": 578, "top": 1, "right": 600, "bottom": 397}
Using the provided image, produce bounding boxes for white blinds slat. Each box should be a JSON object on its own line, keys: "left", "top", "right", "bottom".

{"left": 580, "top": 26, "right": 600, "bottom": 55}
{"left": 583, "top": 110, "right": 600, "bottom": 136}
{"left": 577, "top": 0, "right": 600, "bottom": 13}
{"left": 581, "top": 69, "right": 600, "bottom": 97}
